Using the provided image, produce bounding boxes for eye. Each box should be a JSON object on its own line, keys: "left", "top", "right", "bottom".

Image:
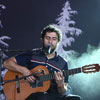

{"left": 45, "top": 36, "right": 50, "bottom": 40}
{"left": 52, "top": 37, "right": 58, "bottom": 41}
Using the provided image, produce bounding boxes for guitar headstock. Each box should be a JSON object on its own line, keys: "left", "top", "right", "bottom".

{"left": 82, "top": 64, "right": 100, "bottom": 73}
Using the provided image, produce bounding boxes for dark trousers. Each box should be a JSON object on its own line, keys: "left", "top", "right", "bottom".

{"left": 26, "top": 92, "right": 81, "bottom": 100}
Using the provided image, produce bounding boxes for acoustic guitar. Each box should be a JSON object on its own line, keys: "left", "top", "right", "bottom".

{"left": 3, "top": 64, "right": 100, "bottom": 100}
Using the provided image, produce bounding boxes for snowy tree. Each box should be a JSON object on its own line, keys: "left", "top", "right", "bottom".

{"left": 53, "top": 1, "right": 82, "bottom": 57}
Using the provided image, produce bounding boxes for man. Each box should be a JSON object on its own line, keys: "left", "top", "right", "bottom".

{"left": 3, "top": 25, "right": 81, "bottom": 100}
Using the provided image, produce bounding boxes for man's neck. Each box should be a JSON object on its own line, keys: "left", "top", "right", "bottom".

{"left": 45, "top": 52, "right": 56, "bottom": 59}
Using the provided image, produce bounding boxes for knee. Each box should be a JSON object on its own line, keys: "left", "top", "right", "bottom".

{"left": 74, "top": 96, "right": 81, "bottom": 100}
{"left": 67, "top": 94, "right": 81, "bottom": 100}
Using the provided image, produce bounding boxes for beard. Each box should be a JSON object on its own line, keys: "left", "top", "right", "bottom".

{"left": 43, "top": 43, "right": 56, "bottom": 54}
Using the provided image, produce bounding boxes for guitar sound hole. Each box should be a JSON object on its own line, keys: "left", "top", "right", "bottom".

{"left": 29, "top": 80, "right": 43, "bottom": 88}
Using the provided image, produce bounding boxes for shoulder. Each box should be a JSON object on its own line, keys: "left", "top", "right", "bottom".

{"left": 57, "top": 54, "right": 68, "bottom": 64}
{"left": 52, "top": 54, "right": 68, "bottom": 70}
{"left": 55, "top": 54, "right": 68, "bottom": 68}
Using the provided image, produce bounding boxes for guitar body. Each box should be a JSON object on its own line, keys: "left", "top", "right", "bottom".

{"left": 3, "top": 65, "right": 50, "bottom": 100}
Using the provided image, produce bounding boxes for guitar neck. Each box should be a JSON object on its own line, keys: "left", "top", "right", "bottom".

{"left": 65, "top": 67, "right": 82, "bottom": 76}
{"left": 39, "top": 67, "right": 82, "bottom": 82}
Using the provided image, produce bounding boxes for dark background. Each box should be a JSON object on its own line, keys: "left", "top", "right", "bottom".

{"left": 1, "top": 0, "right": 100, "bottom": 53}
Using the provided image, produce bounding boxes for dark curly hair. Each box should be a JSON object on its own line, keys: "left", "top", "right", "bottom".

{"left": 40, "top": 25, "right": 62, "bottom": 42}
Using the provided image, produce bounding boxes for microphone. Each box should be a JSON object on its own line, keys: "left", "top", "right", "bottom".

{"left": 48, "top": 43, "right": 52, "bottom": 54}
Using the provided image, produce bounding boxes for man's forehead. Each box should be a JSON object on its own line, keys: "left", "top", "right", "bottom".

{"left": 45, "top": 32, "right": 58, "bottom": 37}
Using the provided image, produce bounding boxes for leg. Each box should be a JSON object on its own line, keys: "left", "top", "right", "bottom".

{"left": 25, "top": 92, "right": 44, "bottom": 100}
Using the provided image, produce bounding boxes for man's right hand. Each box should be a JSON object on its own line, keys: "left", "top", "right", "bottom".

{"left": 22, "top": 67, "right": 36, "bottom": 83}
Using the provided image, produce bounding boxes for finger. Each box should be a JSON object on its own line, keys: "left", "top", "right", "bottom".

{"left": 57, "top": 71, "right": 64, "bottom": 81}
{"left": 27, "top": 76, "right": 36, "bottom": 82}
{"left": 54, "top": 71, "right": 59, "bottom": 80}
{"left": 60, "top": 71, "right": 63, "bottom": 76}
{"left": 54, "top": 71, "right": 62, "bottom": 81}
{"left": 57, "top": 72, "right": 61, "bottom": 79}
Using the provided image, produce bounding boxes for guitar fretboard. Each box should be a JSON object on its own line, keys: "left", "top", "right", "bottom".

{"left": 39, "top": 67, "right": 82, "bottom": 82}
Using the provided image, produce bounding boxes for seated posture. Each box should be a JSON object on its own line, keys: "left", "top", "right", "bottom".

{"left": 3, "top": 25, "right": 81, "bottom": 100}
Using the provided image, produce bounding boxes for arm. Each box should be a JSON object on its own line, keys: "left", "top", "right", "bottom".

{"left": 54, "top": 71, "right": 67, "bottom": 94}
{"left": 3, "top": 57, "right": 35, "bottom": 82}
{"left": 57, "top": 83, "right": 67, "bottom": 94}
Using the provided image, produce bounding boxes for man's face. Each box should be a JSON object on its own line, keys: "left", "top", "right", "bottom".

{"left": 43, "top": 32, "right": 59, "bottom": 54}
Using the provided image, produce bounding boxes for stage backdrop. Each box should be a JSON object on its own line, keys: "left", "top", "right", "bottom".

{"left": 0, "top": 0, "right": 100, "bottom": 100}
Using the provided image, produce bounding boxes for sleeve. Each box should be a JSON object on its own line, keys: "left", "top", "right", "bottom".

{"left": 63, "top": 62, "right": 69, "bottom": 83}
{"left": 15, "top": 51, "right": 32, "bottom": 66}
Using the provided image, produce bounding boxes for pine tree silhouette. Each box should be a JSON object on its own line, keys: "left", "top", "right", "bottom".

{"left": 53, "top": 1, "right": 82, "bottom": 56}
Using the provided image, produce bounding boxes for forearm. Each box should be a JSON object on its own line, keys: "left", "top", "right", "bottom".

{"left": 3, "top": 57, "right": 27, "bottom": 74}
{"left": 3, "top": 57, "right": 36, "bottom": 82}
{"left": 57, "top": 83, "right": 67, "bottom": 94}
{"left": 54, "top": 71, "right": 68, "bottom": 94}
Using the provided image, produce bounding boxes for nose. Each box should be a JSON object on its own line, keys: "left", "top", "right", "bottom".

{"left": 49, "top": 40, "right": 52, "bottom": 44}
{"left": 48, "top": 38, "right": 52, "bottom": 43}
